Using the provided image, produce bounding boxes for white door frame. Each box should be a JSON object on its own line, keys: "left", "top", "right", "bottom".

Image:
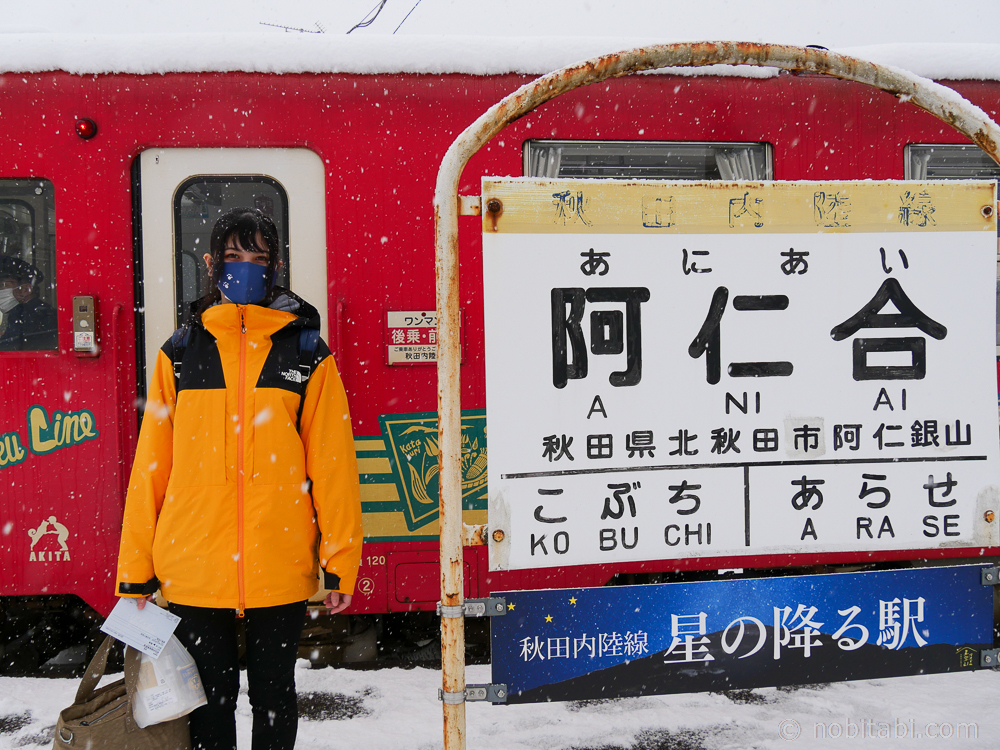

{"left": 138, "top": 148, "right": 328, "bottom": 391}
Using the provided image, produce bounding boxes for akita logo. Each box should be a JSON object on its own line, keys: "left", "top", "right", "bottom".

{"left": 27, "top": 516, "right": 71, "bottom": 562}
{"left": 280, "top": 369, "right": 302, "bottom": 384}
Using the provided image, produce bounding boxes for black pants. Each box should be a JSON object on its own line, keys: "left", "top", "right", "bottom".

{"left": 168, "top": 601, "right": 307, "bottom": 750}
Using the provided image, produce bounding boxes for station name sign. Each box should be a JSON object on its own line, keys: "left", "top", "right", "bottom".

{"left": 491, "top": 565, "right": 994, "bottom": 703}
{"left": 482, "top": 179, "right": 999, "bottom": 572}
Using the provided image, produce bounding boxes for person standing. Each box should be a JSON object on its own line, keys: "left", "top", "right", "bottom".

{"left": 115, "top": 207, "right": 362, "bottom": 750}
{"left": 0, "top": 256, "right": 57, "bottom": 351}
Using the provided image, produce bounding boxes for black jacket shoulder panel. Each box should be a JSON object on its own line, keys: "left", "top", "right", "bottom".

{"left": 161, "top": 325, "right": 226, "bottom": 392}
{"left": 312, "top": 337, "right": 332, "bottom": 371}
{"left": 160, "top": 336, "right": 176, "bottom": 361}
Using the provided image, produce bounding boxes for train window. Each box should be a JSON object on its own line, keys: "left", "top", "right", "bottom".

{"left": 0, "top": 179, "right": 57, "bottom": 352}
{"left": 524, "top": 140, "right": 772, "bottom": 180}
{"left": 173, "top": 177, "right": 290, "bottom": 328}
{"left": 905, "top": 144, "right": 1000, "bottom": 181}
{"left": 905, "top": 144, "right": 1000, "bottom": 352}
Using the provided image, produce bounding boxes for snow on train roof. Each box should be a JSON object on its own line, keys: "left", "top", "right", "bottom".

{"left": 0, "top": 35, "right": 999, "bottom": 82}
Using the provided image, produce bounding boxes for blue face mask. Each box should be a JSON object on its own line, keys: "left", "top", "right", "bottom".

{"left": 217, "top": 262, "right": 270, "bottom": 305}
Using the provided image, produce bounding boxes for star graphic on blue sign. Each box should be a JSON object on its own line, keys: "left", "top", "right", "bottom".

{"left": 545, "top": 615, "right": 553, "bottom": 623}
{"left": 507, "top": 603, "right": 516, "bottom": 611}
{"left": 569, "top": 597, "right": 577, "bottom": 605}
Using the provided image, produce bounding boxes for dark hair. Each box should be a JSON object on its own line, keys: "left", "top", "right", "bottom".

{"left": 0, "top": 256, "right": 43, "bottom": 286}
{"left": 199, "top": 207, "right": 281, "bottom": 310}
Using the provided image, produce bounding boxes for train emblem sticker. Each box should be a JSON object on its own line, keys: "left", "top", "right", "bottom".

{"left": 379, "top": 410, "right": 487, "bottom": 531}
{"left": 27, "top": 515, "right": 71, "bottom": 562}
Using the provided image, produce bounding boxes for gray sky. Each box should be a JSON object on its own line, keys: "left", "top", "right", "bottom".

{"left": 3, "top": 0, "right": 996, "bottom": 47}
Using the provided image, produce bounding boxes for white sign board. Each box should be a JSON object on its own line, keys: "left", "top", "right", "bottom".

{"left": 386, "top": 310, "right": 438, "bottom": 365}
{"left": 483, "top": 179, "right": 1000, "bottom": 572}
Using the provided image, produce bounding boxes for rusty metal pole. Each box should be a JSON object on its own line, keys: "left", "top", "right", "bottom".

{"left": 434, "top": 41, "right": 1000, "bottom": 750}
{"left": 435, "top": 155, "right": 465, "bottom": 749}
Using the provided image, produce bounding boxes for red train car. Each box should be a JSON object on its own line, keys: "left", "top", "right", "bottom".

{"left": 1, "top": 39, "right": 998, "bottom": 665}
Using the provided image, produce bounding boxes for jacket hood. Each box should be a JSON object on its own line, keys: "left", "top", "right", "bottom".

{"left": 267, "top": 288, "right": 322, "bottom": 332}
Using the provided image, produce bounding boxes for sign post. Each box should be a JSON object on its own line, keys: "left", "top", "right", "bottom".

{"left": 434, "top": 42, "right": 1000, "bottom": 750}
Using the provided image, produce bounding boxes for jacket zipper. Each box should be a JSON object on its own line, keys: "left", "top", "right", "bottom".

{"left": 236, "top": 306, "right": 247, "bottom": 618}
{"left": 80, "top": 702, "right": 126, "bottom": 726}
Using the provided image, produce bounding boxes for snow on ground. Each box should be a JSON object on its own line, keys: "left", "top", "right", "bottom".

{"left": 2, "top": 662, "right": 998, "bottom": 749}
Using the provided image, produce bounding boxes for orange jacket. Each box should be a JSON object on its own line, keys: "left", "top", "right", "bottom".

{"left": 115, "top": 294, "right": 362, "bottom": 611}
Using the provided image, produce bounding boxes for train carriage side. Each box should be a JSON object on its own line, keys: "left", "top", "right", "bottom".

{"left": 1, "top": 67, "right": 999, "bottom": 658}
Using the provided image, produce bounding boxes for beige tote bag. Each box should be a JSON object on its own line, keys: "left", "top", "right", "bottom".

{"left": 52, "top": 635, "right": 191, "bottom": 749}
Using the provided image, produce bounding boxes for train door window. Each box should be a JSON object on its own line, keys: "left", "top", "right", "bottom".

{"left": 136, "top": 148, "right": 327, "bottom": 394}
{"left": 524, "top": 140, "right": 772, "bottom": 180}
{"left": 904, "top": 144, "right": 1000, "bottom": 353}
{"left": 174, "top": 178, "right": 290, "bottom": 328}
{"left": 0, "top": 179, "right": 57, "bottom": 352}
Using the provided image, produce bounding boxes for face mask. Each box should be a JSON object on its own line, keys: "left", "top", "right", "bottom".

{"left": 217, "top": 262, "right": 270, "bottom": 305}
{"left": 0, "top": 288, "right": 17, "bottom": 313}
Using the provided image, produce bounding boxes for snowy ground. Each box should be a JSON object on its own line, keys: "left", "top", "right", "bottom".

{"left": 2, "top": 662, "right": 998, "bottom": 749}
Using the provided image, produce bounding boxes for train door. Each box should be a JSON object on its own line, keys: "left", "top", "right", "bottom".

{"left": 134, "top": 148, "right": 328, "bottom": 392}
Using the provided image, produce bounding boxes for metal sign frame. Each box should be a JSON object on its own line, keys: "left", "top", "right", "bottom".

{"left": 433, "top": 41, "right": 1000, "bottom": 750}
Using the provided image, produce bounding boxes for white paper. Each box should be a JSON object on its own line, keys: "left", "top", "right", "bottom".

{"left": 100, "top": 598, "right": 180, "bottom": 658}
{"left": 143, "top": 686, "right": 179, "bottom": 713}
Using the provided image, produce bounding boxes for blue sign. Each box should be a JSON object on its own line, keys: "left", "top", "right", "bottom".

{"left": 491, "top": 565, "right": 994, "bottom": 704}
